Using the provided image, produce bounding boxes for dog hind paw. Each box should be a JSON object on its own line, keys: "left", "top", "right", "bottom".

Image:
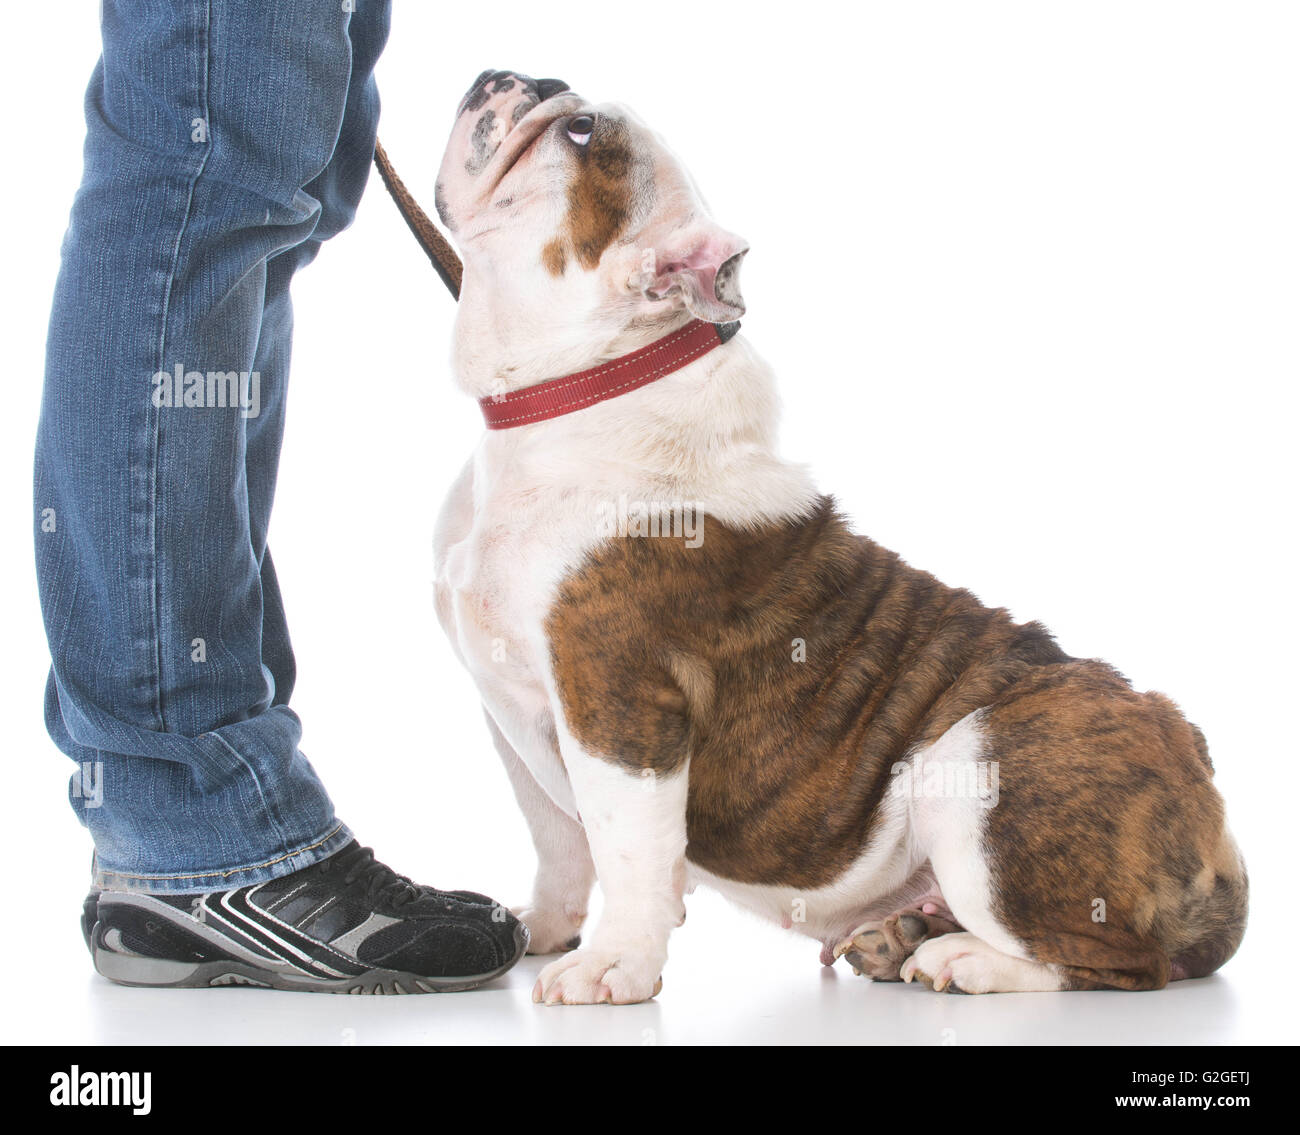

{"left": 901, "top": 932, "right": 1065, "bottom": 994}
{"left": 834, "top": 907, "right": 962, "bottom": 980}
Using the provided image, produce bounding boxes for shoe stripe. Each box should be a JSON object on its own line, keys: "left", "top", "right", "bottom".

{"left": 241, "top": 887, "right": 369, "bottom": 975}
{"left": 260, "top": 879, "right": 312, "bottom": 914}
{"left": 297, "top": 894, "right": 338, "bottom": 928}
{"left": 97, "top": 891, "right": 362, "bottom": 982}
{"left": 182, "top": 896, "right": 283, "bottom": 962}
{"left": 195, "top": 897, "right": 318, "bottom": 975}
{"left": 207, "top": 894, "right": 344, "bottom": 979}
{"left": 97, "top": 893, "right": 297, "bottom": 972}
{"left": 328, "top": 912, "right": 400, "bottom": 958}
{"left": 227, "top": 887, "right": 368, "bottom": 977}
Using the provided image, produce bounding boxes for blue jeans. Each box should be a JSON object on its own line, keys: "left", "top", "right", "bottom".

{"left": 35, "top": 0, "right": 392, "bottom": 893}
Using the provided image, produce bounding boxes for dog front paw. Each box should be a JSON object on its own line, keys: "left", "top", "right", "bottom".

{"left": 510, "top": 903, "right": 587, "bottom": 955}
{"left": 533, "top": 947, "right": 664, "bottom": 1005}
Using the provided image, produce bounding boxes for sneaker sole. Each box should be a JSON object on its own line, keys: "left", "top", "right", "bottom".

{"left": 92, "top": 919, "right": 530, "bottom": 995}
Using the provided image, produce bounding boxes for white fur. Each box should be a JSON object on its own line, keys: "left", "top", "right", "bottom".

{"left": 484, "top": 715, "right": 594, "bottom": 955}
{"left": 909, "top": 709, "right": 1030, "bottom": 961}
{"left": 533, "top": 750, "right": 689, "bottom": 1004}
{"left": 903, "top": 933, "right": 1066, "bottom": 993}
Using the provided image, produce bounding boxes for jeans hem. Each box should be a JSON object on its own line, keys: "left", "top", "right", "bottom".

{"left": 91, "top": 822, "right": 353, "bottom": 895}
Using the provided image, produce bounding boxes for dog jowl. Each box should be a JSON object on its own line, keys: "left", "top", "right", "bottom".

{"left": 432, "top": 70, "right": 1247, "bottom": 1004}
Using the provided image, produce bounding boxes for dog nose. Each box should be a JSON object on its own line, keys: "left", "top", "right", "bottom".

{"left": 459, "top": 71, "right": 569, "bottom": 113}
{"left": 461, "top": 69, "right": 496, "bottom": 100}
{"left": 535, "top": 78, "right": 570, "bottom": 101}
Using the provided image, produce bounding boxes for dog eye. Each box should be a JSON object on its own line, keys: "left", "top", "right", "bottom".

{"left": 566, "top": 115, "right": 594, "bottom": 145}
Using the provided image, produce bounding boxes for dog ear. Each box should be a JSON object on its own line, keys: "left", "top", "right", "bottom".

{"left": 630, "top": 225, "right": 749, "bottom": 323}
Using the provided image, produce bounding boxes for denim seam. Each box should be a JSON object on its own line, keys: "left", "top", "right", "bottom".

{"left": 147, "top": 0, "right": 214, "bottom": 736}
{"left": 95, "top": 822, "right": 345, "bottom": 884}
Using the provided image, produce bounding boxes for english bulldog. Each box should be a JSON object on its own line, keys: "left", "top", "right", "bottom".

{"left": 431, "top": 69, "right": 1247, "bottom": 1004}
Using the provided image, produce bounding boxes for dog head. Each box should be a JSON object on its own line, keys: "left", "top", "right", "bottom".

{"left": 435, "top": 70, "right": 748, "bottom": 393}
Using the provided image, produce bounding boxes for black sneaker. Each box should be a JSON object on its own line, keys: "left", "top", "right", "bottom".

{"left": 83, "top": 841, "right": 528, "bottom": 994}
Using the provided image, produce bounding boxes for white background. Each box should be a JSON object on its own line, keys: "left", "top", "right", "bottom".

{"left": 1, "top": 1, "right": 1295, "bottom": 1046}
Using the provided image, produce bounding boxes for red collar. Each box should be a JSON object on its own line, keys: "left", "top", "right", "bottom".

{"left": 478, "top": 319, "right": 739, "bottom": 430}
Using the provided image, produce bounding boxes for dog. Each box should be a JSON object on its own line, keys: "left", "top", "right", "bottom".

{"left": 431, "top": 70, "right": 1247, "bottom": 1004}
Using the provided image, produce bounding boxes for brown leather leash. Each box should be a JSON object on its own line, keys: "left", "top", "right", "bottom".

{"left": 372, "top": 140, "right": 463, "bottom": 300}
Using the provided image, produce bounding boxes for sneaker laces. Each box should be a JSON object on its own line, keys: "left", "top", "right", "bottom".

{"left": 325, "top": 845, "right": 422, "bottom": 908}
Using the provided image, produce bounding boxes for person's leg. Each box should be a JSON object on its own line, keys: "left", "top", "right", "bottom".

{"left": 39, "top": 1, "right": 529, "bottom": 991}
{"left": 35, "top": 0, "right": 388, "bottom": 893}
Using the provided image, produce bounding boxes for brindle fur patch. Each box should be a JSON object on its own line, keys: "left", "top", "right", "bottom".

{"left": 547, "top": 497, "right": 1068, "bottom": 888}
{"left": 545, "top": 496, "right": 1247, "bottom": 988}
{"left": 979, "top": 663, "right": 1247, "bottom": 989}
